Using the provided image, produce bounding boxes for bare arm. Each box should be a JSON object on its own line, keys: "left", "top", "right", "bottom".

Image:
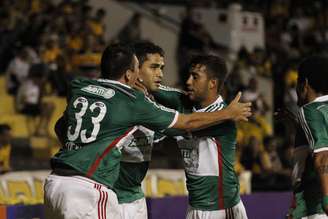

{"left": 314, "top": 150, "right": 328, "bottom": 215}
{"left": 172, "top": 92, "right": 252, "bottom": 131}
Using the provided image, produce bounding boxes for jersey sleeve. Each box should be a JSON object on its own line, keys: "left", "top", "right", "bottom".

{"left": 153, "top": 85, "right": 191, "bottom": 112}
{"left": 133, "top": 93, "right": 179, "bottom": 132}
{"left": 301, "top": 107, "right": 328, "bottom": 153}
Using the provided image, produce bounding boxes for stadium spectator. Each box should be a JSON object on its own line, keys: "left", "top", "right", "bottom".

{"left": 16, "top": 63, "right": 54, "bottom": 137}
{"left": 6, "top": 48, "right": 32, "bottom": 95}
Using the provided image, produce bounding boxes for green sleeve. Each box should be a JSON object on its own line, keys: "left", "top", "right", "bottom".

{"left": 303, "top": 107, "right": 328, "bottom": 152}
{"left": 153, "top": 85, "right": 192, "bottom": 113}
{"left": 133, "top": 93, "right": 178, "bottom": 132}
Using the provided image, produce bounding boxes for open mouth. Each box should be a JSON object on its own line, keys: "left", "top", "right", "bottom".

{"left": 154, "top": 81, "right": 161, "bottom": 87}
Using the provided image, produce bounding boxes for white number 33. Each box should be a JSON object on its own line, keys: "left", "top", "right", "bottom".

{"left": 67, "top": 97, "right": 107, "bottom": 143}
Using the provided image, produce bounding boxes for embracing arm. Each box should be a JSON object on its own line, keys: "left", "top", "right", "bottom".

{"left": 172, "top": 92, "right": 251, "bottom": 131}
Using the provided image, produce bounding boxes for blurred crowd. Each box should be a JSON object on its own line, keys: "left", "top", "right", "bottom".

{"left": 1, "top": 0, "right": 328, "bottom": 191}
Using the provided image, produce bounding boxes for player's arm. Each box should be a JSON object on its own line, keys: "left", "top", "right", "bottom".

{"left": 135, "top": 91, "right": 251, "bottom": 133}
{"left": 153, "top": 86, "right": 251, "bottom": 133}
{"left": 314, "top": 151, "right": 328, "bottom": 215}
{"left": 152, "top": 85, "right": 188, "bottom": 112}
{"left": 172, "top": 92, "right": 251, "bottom": 131}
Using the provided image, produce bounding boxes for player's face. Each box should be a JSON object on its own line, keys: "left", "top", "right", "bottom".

{"left": 139, "top": 53, "right": 164, "bottom": 92}
{"left": 186, "top": 64, "right": 210, "bottom": 103}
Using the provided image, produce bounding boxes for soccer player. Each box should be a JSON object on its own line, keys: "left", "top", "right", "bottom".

{"left": 114, "top": 42, "right": 250, "bottom": 219}
{"left": 44, "top": 43, "right": 251, "bottom": 219}
{"left": 288, "top": 127, "right": 328, "bottom": 219}
{"left": 293, "top": 55, "right": 328, "bottom": 218}
{"left": 153, "top": 55, "right": 248, "bottom": 219}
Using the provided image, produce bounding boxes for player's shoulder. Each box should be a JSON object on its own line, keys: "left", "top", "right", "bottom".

{"left": 69, "top": 78, "right": 139, "bottom": 104}
{"left": 302, "top": 100, "right": 328, "bottom": 120}
{"left": 303, "top": 96, "right": 328, "bottom": 111}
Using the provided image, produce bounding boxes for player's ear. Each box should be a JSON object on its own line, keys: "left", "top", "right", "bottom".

{"left": 125, "top": 69, "right": 133, "bottom": 81}
{"left": 209, "top": 79, "right": 218, "bottom": 90}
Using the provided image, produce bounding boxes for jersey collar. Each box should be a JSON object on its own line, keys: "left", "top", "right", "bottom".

{"left": 302, "top": 94, "right": 328, "bottom": 107}
{"left": 193, "top": 96, "right": 224, "bottom": 112}
{"left": 97, "top": 79, "right": 132, "bottom": 89}
{"left": 313, "top": 95, "right": 328, "bottom": 103}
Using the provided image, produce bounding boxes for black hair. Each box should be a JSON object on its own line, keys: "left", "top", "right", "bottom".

{"left": 133, "top": 41, "right": 164, "bottom": 65}
{"left": 101, "top": 43, "right": 135, "bottom": 80}
{"left": 189, "top": 54, "right": 228, "bottom": 91}
{"left": 298, "top": 55, "right": 328, "bottom": 94}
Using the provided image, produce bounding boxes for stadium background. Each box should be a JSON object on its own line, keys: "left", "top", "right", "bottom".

{"left": 0, "top": 0, "right": 324, "bottom": 218}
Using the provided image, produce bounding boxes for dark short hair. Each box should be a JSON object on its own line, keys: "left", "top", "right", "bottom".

{"left": 133, "top": 41, "right": 164, "bottom": 65}
{"left": 0, "top": 124, "right": 10, "bottom": 134}
{"left": 101, "top": 43, "right": 135, "bottom": 80}
{"left": 298, "top": 55, "right": 328, "bottom": 94}
{"left": 189, "top": 54, "right": 228, "bottom": 91}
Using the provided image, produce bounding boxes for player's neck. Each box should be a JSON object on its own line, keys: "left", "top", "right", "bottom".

{"left": 307, "top": 88, "right": 319, "bottom": 103}
{"left": 199, "top": 93, "right": 219, "bottom": 108}
{"left": 117, "top": 77, "right": 129, "bottom": 86}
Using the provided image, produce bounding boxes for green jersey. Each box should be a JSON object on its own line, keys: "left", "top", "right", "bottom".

{"left": 51, "top": 78, "right": 178, "bottom": 188}
{"left": 299, "top": 95, "right": 328, "bottom": 153}
{"left": 113, "top": 86, "right": 189, "bottom": 204}
{"left": 154, "top": 86, "right": 240, "bottom": 211}
{"left": 292, "top": 95, "right": 328, "bottom": 218}
{"left": 113, "top": 126, "right": 155, "bottom": 203}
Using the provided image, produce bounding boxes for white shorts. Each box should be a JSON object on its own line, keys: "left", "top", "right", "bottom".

{"left": 119, "top": 197, "right": 147, "bottom": 219}
{"left": 302, "top": 214, "right": 328, "bottom": 219}
{"left": 186, "top": 200, "right": 248, "bottom": 219}
{"left": 44, "top": 174, "right": 121, "bottom": 219}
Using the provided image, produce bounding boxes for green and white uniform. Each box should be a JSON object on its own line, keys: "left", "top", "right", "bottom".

{"left": 292, "top": 95, "right": 328, "bottom": 219}
{"left": 114, "top": 126, "right": 155, "bottom": 219}
{"left": 154, "top": 86, "right": 247, "bottom": 219}
{"left": 113, "top": 88, "right": 187, "bottom": 218}
{"left": 44, "top": 78, "right": 178, "bottom": 219}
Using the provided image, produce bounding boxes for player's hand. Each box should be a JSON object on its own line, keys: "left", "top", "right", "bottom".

{"left": 134, "top": 78, "right": 149, "bottom": 96}
{"left": 226, "top": 92, "right": 252, "bottom": 122}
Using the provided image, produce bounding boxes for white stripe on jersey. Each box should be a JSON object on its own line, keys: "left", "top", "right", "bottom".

{"left": 314, "top": 147, "right": 328, "bottom": 153}
{"left": 116, "top": 126, "right": 139, "bottom": 150}
{"left": 159, "top": 84, "right": 185, "bottom": 93}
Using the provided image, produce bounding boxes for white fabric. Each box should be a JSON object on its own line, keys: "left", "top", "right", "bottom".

{"left": 186, "top": 201, "right": 248, "bottom": 219}
{"left": 7, "top": 57, "right": 30, "bottom": 82}
{"left": 121, "top": 126, "right": 154, "bottom": 162}
{"left": 302, "top": 214, "right": 328, "bottom": 219}
{"left": 20, "top": 80, "right": 40, "bottom": 104}
{"left": 44, "top": 174, "right": 121, "bottom": 219}
{"left": 119, "top": 197, "right": 147, "bottom": 219}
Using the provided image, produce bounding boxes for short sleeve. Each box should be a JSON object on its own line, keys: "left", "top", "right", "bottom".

{"left": 134, "top": 94, "right": 179, "bottom": 132}
{"left": 300, "top": 106, "right": 328, "bottom": 153}
{"left": 153, "top": 85, "right": 191, "bottom": 113}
